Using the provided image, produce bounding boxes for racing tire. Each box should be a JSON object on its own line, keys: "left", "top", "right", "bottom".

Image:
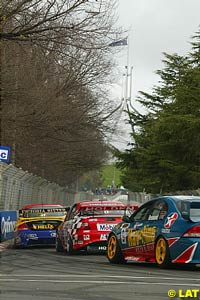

{"left": 66, "top": 236, "right": 76, "bottom": 255}
{"left": 13, "top": 238, "right": 24, "bottom": 249}
{"left": 107, "top": 234, "right": 126, "bottom": 264}
{"left": 155, "top": 236, "right": 171, "bottom": 268}
{"left": 56, "top": 234, "right": 64, "bottom": 252}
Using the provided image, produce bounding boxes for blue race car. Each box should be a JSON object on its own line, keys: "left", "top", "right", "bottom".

{"left": 107, "top": 195, "right": 200, "bottom": 268}
{"left": 14, "top": 204, "right": 66, "bottom": 247}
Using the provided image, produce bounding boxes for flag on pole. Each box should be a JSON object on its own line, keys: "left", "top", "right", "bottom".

{"left": 109, "top": 37, "right": 128, "bottom": 47}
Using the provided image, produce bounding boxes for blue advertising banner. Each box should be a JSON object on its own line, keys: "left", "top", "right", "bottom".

{"left": 0, "top": 211, "right": 17, "bottom": 242}
{"left": 0, "top": 146, "right": 11, "bottom": 163}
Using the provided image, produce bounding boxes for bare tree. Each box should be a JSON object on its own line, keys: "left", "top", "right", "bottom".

{"left": 0, "top": 0, "right": 126, "bottom": 187}
{"left": 1, "top": 0, "right": 121, "bottom": 49}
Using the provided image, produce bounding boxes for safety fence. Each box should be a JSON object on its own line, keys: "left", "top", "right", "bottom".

{"left": 0, "top": 162, "right": 148, "bottom": 212}
{"left": 2, "top": 162, "right": 199, "bottom": 212}
{"left": 0, "top": 162, "right": 93, "bottom": 211}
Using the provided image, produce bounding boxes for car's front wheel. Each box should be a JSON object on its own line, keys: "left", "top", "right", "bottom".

{"left": 155, "top": 237, "right": 171, "bottom": 268}
{"left": 107, "top": 234, "right": 125, "bottom": 264}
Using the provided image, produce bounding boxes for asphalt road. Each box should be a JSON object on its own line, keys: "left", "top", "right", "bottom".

{"left": 1, "top": 247, "right": 200, "bottom": 300}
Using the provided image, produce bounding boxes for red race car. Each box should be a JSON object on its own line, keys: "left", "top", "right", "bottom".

{"left": 56, "top": 200, "right": 136, "bottom": 254}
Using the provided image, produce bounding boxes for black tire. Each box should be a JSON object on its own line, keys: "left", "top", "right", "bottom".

{"left": 56, "top": 234, "right": 64, "bottom": 252}
{"left": 66, "top": 236, "right": 76, "bottom": 255}
{"left": 155, "top": 236, "right": 171, "bottom": 268}
{"left": 13, "top": 238, "right": 24, "bottom": 249}
{"left": 107, "top": 233, "right": 126, "bottom": 264}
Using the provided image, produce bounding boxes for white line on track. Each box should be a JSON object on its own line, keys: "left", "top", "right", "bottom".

{"left": 0, "top": 274, "right": 200, "bottom": 282}
{"left": 0, "top": 279, "right": 200, "bottom": 286}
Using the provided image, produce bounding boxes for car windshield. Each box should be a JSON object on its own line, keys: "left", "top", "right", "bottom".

{"left": 20, "top": 207, "right": 65, "bottom": 218}
{"left": 80, "top": 209, "right": 124, "bottom": 216}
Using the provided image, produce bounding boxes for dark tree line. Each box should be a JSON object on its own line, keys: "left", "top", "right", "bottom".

{"left": 1, "top": 0, "right": 125, "bottom": 187}
{"left": 115, "top": 29, "right": 200, "bottom": 194}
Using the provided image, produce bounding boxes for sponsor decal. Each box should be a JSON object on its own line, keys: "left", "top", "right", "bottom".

{"left": 50, "top": 232, "right": 56, "bottom": 237}
{"left": 0, "top": 211, "right": 17, "bottom": 241}
{"left": 164, "top": 213, "right": 178, "bottom": 228}
{"left": 97, "top": 224, "right": 116, "bottom": 231}
{"left": 1, "top": 216, "right": 16, "bottom": 237}
{"left": 100, "top": 234, "right": 108, "bottom": 240}
{"left": 23, "top": 208, "right": 65, "bottom": 213}
{"left": 124, "top": 256, "right": 140, "bottom": 261}
{"left": 28, "top": 233, "right": 38, "bottom": 240}
{"left": 127, "top": 226, "right": 156, "bottom": 247}
{"left": 32, "top": 224, "right": 54, "bottom": 230}
{"left": 98, "top": 246, "right": 107, "bottom": 251}
{"left": 161, "top": 228, "right": 170, "bottom": 233}
{"left": 83, "top": 234, "right": 90, "bottom": 240}
{"left": 134, "top": 243, "right": 154, "bottom": 253}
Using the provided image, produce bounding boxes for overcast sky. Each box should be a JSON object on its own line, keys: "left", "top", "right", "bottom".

{"left": 110, "top": 0, "right": 200, "bottom": 149}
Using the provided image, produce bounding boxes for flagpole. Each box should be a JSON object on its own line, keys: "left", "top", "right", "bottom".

{"left": 125, "top": 36, "right": 130, "bottom": 111}
{"left": 126, "top": 35, "right": 130, "bottom": 70}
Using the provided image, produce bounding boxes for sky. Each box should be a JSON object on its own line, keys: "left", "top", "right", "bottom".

{"left": 110, "top": 0, "right": 200, "bottom": 150}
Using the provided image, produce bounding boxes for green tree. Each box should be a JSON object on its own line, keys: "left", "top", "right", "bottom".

{"left": 116, "top": 29, "right": 200, "bottom": 194}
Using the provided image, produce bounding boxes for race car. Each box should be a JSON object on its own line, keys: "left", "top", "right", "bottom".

{"left": 56, "top": 200, "right": 136, "bottom": 254}
{"left": 107, "top": 195, "right": 200, "bottom": 268}
{"left": 14, "top": 203, "right": 66, "bottom": 248}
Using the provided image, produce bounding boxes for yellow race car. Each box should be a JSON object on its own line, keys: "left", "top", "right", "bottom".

{"left": 14, "top": 203, "right": 66, "bottom": 248}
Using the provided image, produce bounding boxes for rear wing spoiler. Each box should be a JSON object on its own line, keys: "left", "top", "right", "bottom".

{"left": 18, "top": 207, "right": 70, "bottom": 217}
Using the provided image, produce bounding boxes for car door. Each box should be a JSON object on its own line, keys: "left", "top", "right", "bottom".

{"left": 121, "top": 200, "right": 168, "bottom": 260}
{"left": 62, "top": 204, "right": 78, "bottom": 245}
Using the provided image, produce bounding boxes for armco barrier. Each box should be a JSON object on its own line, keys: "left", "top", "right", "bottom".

{"left": 0, "top": 210, "right": 17, "bottom": 242}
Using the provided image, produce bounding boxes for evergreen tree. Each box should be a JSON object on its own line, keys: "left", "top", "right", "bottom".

{"left": 116, "top": 29, "right": 200, "bottom": 194}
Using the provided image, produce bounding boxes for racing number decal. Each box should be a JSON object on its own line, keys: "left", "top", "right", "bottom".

{"left": 120, "top": 223, "right": 129, "bottom": 244}
{"left": 83, "top": 234, "right": 90, "bottom": 240}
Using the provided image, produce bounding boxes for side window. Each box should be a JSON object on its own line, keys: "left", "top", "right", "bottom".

{"left": 148, "top": 208, "right": 160, "bottom": 220}
{"left": 132, "top": 203, "right": 153, "bottom": 221}
{"left": 148, "top": 200, "right": 168, "bottom": 221}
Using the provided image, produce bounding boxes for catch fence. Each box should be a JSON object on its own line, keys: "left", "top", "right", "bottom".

{"left": 0, "top": 162, "right": 77, "bottom": 210}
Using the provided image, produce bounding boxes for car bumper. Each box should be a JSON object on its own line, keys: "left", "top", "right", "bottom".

{"left": 14, "top": 230, "right": 56, "bottom": 247}
{"left": 170, "top": 237, "right": 200, "bottom": 264}
{"left": 72, "top": 230, "right": 109, "bottom": 251}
